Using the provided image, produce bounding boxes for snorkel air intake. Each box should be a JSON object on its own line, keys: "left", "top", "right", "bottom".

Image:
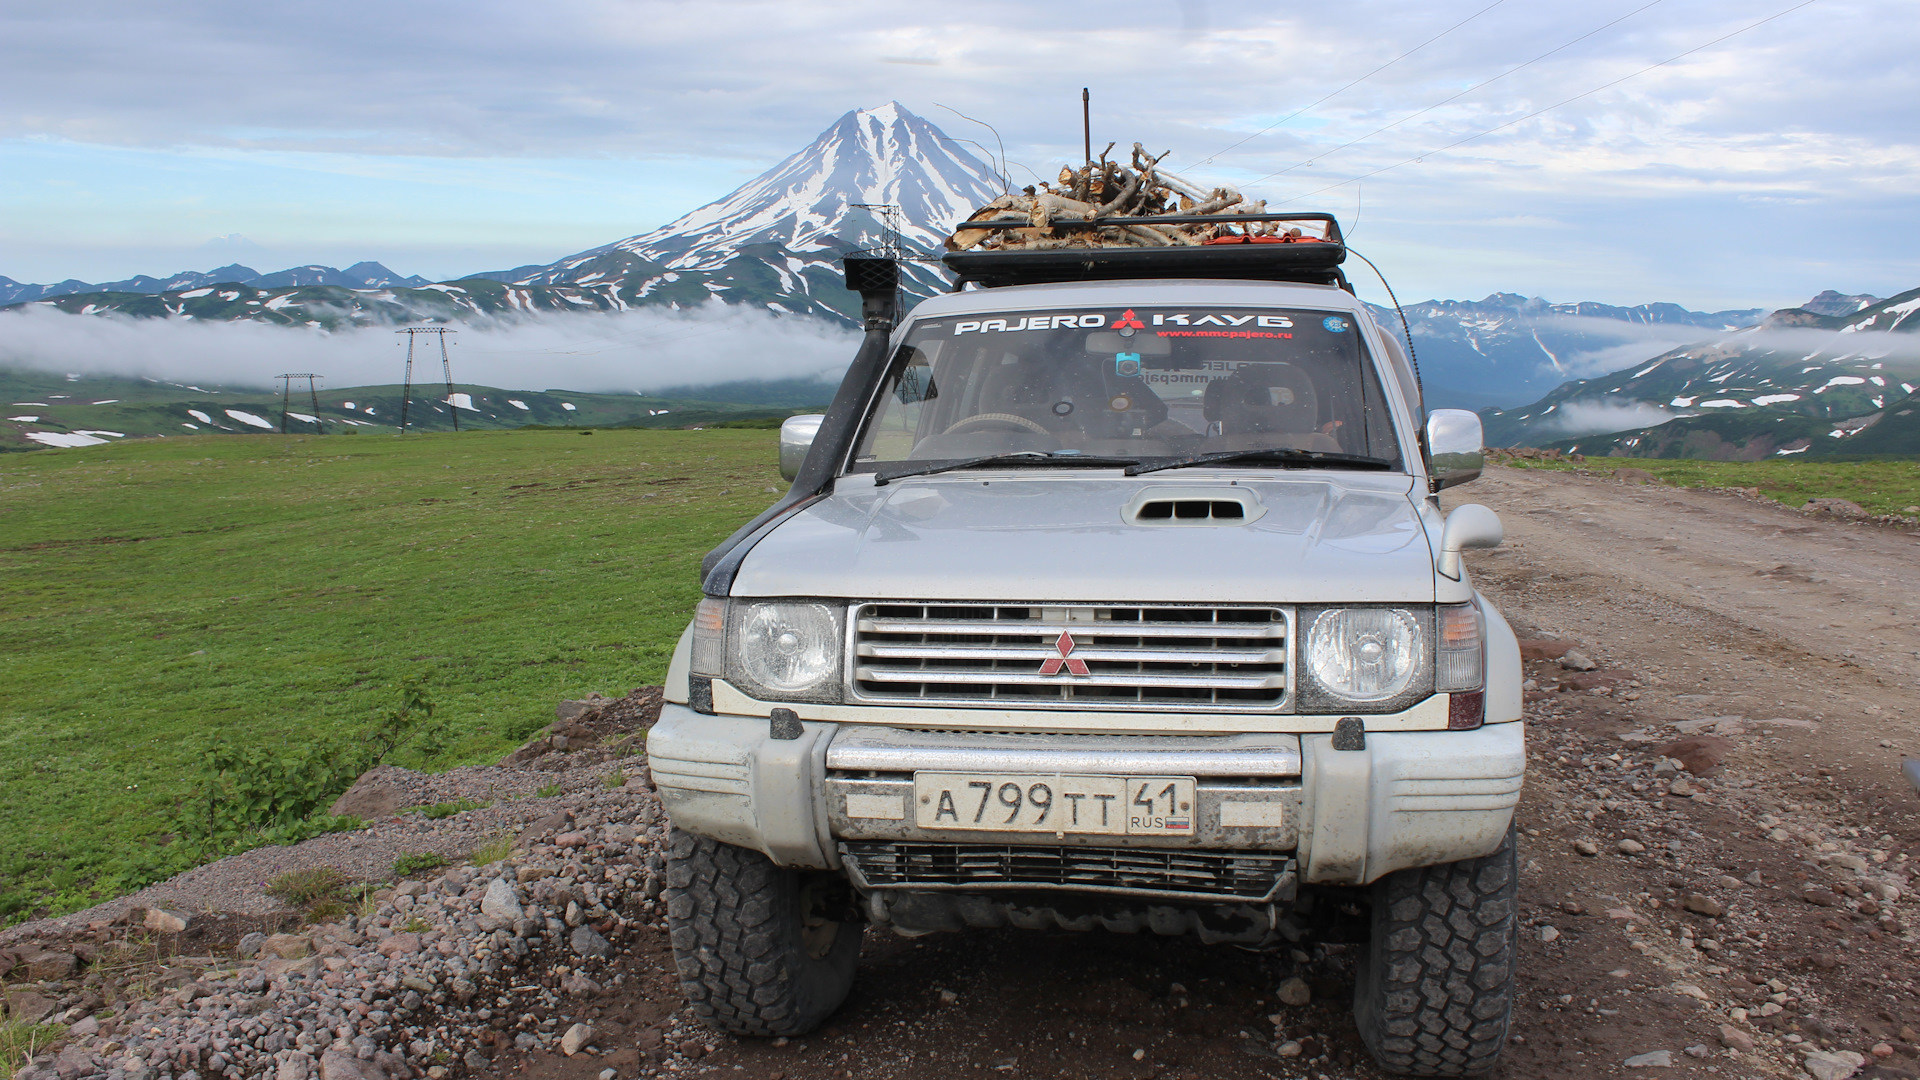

{"left": 698, "top": 255, "right": 901, "bottom": 593}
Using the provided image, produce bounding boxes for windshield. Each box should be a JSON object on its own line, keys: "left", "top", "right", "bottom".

{"left": 851, "top": 306, "right": 1402, "bottom": 470}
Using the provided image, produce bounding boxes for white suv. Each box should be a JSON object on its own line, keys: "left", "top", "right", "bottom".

{"left": 649, "top": 231, "right": 1523, "bottom": 1077}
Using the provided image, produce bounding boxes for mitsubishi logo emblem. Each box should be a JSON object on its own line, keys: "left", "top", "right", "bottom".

{"left": 1114, "top": 309, "right": 1146, "bottom": 330}
{"left": 1038, "top": 631, "right": 1090, "bottom": 676}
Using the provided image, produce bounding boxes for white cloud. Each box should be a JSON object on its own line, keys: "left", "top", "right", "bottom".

{"left": 0, "top": 303, "right": 859, "bottom": 393}
{"left": 1531, "top": 400, "right": 1675, "bottom": 438}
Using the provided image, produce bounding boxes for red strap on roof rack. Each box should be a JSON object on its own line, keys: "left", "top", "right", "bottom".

{"left": 1201, "top": 234, "right": 1327, "bottom": 245}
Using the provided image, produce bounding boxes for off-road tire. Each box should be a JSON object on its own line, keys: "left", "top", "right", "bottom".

{"left": 663, "top": 829, "right": 863, "bottom": 1037}
{"left": 1353, "top": 827, "right": 1518, "bottom": 1076}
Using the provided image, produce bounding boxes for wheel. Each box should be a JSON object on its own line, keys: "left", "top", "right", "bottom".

{"left": 1352, "top": 827, "right": 1517, "bottom": 1076}
{"left": 942, "top": 411, "right": 1052, "bottom": 436}
{"left": 663, "top": 830, "right": 864, "bottom": 1036}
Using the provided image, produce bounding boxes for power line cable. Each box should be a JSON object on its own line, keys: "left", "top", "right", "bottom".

{"left": 1266, "top": 0, "right": 1820, "bottom": 204}
{"left": 1246, "top": 0, "right": 1668, "bottom": 186}
{"left": 1188, "top": 0, "right": 1509, "bottom": 169}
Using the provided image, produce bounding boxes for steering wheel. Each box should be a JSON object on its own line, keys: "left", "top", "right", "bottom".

{"left": 942, "top": 412, "right": 1052, "bottom": 436}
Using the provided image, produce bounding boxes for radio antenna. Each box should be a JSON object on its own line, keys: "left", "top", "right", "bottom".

{"left": 1081, "top": 87, "right": 1091, "bottom": 166}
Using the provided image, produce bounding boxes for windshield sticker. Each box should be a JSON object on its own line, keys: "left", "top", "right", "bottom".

{"left": 1323, "top": 315, "right": 1350, "bottom": 333}
{"left": 948, "top": 310, "right": 1307, "bottom": 336}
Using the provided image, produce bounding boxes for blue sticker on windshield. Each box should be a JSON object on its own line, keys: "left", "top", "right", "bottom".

{"left": 1323, "top": 316, "right": 1350, "bottom": 333}
{"left": 1114, "top": 352, "right": 1141, "bottom": 377}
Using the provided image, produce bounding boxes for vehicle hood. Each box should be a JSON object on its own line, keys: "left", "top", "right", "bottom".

{"left": 730, "top": 471, "right": 1439, "bottom": 603}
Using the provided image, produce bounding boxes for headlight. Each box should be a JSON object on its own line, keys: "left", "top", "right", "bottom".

{"left": 1306, "top": 607, "right": 1423, "bottom": 702}
{"left": 733, "top": 601, "right": 843, "bottom": 699}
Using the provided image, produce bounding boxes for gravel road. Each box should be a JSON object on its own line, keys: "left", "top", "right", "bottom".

{"left": 9, "top": 464, "right": 1920, "bottom": 1080}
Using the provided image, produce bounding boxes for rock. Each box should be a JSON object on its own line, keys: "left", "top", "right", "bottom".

{"left": 570, "top": 924, "right": 612, "bottom": 959}
{"left": 1826, "top": 853, "right": 1869, "bottom": 873}
{"left": 1672, "top": 984, "right": 1711, "bottom": 1001}
{"left": 1276, "top": 1041, "right": 1303, "bottom": 1058}
{"left": 261, "top": 955, "right": 321, "bottom": 980}
{"left": 1802, "top": 1049, "right": 1866, "bottom": 1080}
{"left": 1618, "top": 838, "right": 1647, "bottom": 855}
{"left": 237, "top": 931, "right": 268, "bottom": 959}
{"left": 482, "top": 878, "right": 525, "bottom": 922}
{"left": 556, "top": 832, "right": 589, "bottom": 849}
{"left": 1658, "top": 735, "right": 1735, "bottom": 777}
{"left": 376, "top": 933, "right": 421, "bottom": 957}
{"left": 562, "top": 971, "right": 603, "bottom": 997}
{"left": 555, "top": 697, "right": 610, "bottom": 724}
{"left": 499, "top": 738, "right": 554, "bottom": 768}
{"left": 938, "top": 989, "right": 959, "bottom": 1004}
{"left": 599, "top": 1071, "right": 617, "bottom": 1080}
{"left": 1574, "top": 840, "right": 1600, "bottom": 857}
{"left": 327, "top": 765, "right": 410, "bottom": 819}
{"left": 462, "top": 1049, "right": 490, "bottom": 1073}
{"left": 1718, "top": 1025, "right": 1755, "bottom": 1052}
{"left": 1617, "top": 468, "right": 1658, "bottom": 484}
{"left": 1275, "top": 976, "right": 1311, "bottom": 1006}
{"left": 276, "top": 1051, "right": 316, "bottom": 1080}
{"left": 67, "top": 1015, "right": 99, "bottom": 1037}
{"left": 561, "top": 1023, "right": 594, "bottom": 1057}
{"left": 264, "top": 933, "right": 312, "bottom": 959}
{"left": 1539, "top": 925, "right": 1561, "bottom": 943}
{"left": 1803, "top": 498, "right": 1868, "bottom": 520}
{"left": 1803, "top": 887, "right": 1842, "bottom": 907}
{"left": 1669, "top": 778, "right": 1696, "bottom": 797}
{"left": 1560, "top": 650, "right": 1599, "bottom": 672}
{"left": 1519, "top": 639, "right": 1579, "bottom": 661}
{"left": 1684, "top": 894, "right": 1725, "bottom": 918}
{"left": 317, "top": 1051, "right": 371, "bottom": 1080}
{"left": 143, "top": 907, "right": 190, "bottom": 934}
{"left": 1685, "top": 1044, "right": 1712, "bottom": 1059}
{"left": 1624, "top": 1050, "right": 1674, "bottom": 1067}
{"left": 22, "top": 950, "right": 77, "bottom": 980}
{"left": 4, "top": 989, "right": 56, "bottom": 1022}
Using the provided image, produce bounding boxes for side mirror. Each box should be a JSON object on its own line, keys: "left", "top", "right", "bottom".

{"left": 1425, "top": 409, "right": 1485, "bottom": 491}
{"left": 1437, "top": 503, "right": 1503, "bottom": 581}
{"left": 779, "top": 414, "right": 825, "bottom": 482}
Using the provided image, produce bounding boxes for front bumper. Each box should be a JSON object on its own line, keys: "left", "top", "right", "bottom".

{"left": 647, "top": 703, "right": 1523, "bottom": 888}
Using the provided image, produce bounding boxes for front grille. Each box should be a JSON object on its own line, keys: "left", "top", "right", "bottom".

{"left": 851, "top": 603, "right": 1289, "bottom": 711}
{"left": 842, "top": 841, "right": 1293, "bottom": 901}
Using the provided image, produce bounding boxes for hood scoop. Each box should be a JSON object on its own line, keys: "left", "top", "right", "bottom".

{"left": 1124, "top": 487, "right": 1267, "bottom": 527}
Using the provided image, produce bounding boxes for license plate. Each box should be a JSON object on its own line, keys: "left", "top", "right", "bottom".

{"left": 913, "top": 773, "right": 1197, "bottom": 836}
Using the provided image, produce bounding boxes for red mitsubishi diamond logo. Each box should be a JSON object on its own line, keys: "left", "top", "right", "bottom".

{"left": 1114, "top": 309, "right": 1146, "bottom": 330}
{"left": 1038, "top": 631, "right": 1091, "bottom": 676}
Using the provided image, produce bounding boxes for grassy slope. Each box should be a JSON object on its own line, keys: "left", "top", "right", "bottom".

{"left": 0, "top": 427, "right": 781, "bottom": 918}
{"left": 1500, "top": 456, "right": 1920, "bottom": 516}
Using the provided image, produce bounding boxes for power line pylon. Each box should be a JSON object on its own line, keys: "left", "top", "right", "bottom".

{"left": 274, "top": 373, "right": 324, "bottom": 434}
{"left": 395, "top": 327, "right": 459, "bottom": 435}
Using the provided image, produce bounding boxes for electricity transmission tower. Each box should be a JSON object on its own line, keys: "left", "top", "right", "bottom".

{"left": 395, "top": 327, "right": 459, "bottom": 434}
{"left": 849, "top": 203, "right": 905, "bottom": 260}
{"left": 274, "top": 373, "right": 324, "bottom": 434}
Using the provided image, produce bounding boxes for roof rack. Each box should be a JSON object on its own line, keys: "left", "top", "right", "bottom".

{"left": 942, "top": 212, "right": 1347, "bottom": 290}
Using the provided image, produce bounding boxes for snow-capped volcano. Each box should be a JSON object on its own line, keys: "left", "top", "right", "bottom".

{"left": 484, "top": 102, "right": 1006, "bottom": 320}
{"left": 626, "top": 101, "right": 1005, "bottom": 268}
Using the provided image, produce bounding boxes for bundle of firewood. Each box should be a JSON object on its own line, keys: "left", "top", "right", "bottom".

{"left": 947, "top": 142, "right": 1307, "bottom": 251}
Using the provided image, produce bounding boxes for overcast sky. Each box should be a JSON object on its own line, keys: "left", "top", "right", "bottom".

{"left": 2, "top": 0, "right": 1914, "bottom": 309}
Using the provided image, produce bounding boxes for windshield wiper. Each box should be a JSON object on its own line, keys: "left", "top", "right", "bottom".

{"left": 1123, "top": 447, "right": 1394, "bottom": 476}
{"left": 873, "top": 452, "right": 1141, "bottom": 486}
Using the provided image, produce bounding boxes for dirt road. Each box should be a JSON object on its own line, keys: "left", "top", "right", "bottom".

{"left": 532, "top": 465, "right": 1920, "bottom": 1080}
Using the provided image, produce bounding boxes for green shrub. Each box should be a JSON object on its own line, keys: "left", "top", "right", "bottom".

{"left": 178, "top": 681, "right": 444, "bottom": 856}
{"left": 467, "top": 835, "right": 514, "bottom": 866}
{"left": 535, "top": 783, "right": 563, "bottom": 798}
{"left": 392, "top": 852, "right": 451, "bottom": 877}
{"left": 266, "top": 867, "right": 350, "bottom": 906}
{"left": 2, "top": 1020, "right": 68, "bottom": 1080}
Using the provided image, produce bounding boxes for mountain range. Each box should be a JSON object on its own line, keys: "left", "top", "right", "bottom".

{"left": 0, "top": 261, "right": 429, "bottom": 305}
{"left": 1482, "top": 288, "right": 1920, "bottom": 458}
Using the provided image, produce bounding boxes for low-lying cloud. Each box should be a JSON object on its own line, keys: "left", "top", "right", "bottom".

{"left": 0, "top": 303, "right": 862, "bottom": 393}
{"left": 1528, "top": 400, "right": 1676, "bottom": 439}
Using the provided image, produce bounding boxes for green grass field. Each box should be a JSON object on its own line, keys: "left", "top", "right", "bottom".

{"left": 1500, "top": 456, "right": 1920, "bottom": 517}
{"left": 0, "top": 427, "right": 782, "bottom": 920}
